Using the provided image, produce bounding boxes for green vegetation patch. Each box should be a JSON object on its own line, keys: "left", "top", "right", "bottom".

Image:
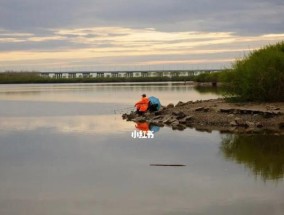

{"left": 228, "top": 42, "right": 284, "bottom": 102}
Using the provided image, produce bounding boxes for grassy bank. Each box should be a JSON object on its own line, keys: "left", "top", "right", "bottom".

{"left": 228, "top": 42, "right": 284, "bottom": 102}
{"left": 193, "top": 41, "right": 284, "bottom": 102}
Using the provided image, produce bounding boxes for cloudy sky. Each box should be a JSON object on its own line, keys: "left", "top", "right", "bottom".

{"left": 0, "top": 0, "right": 284, "bottom": 71}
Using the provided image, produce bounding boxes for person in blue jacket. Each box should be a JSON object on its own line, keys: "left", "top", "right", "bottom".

{"left": 148, "top": 96, "right": 161, "bottom": 112}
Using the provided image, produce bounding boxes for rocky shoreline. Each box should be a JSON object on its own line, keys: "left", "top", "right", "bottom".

{"left": 122, "top": 98, "right": 284, "bottom": 134}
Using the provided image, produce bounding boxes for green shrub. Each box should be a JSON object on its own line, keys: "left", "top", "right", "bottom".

{"left": 227, "top": 42, "right": 284, "bottom": 102}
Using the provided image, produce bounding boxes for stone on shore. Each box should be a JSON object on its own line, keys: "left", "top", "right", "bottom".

{"left": 175, "top": 101, "right": 185, "bottom": 107}
{"left": 167, "top": 103, "right": 174, "bottom": 108}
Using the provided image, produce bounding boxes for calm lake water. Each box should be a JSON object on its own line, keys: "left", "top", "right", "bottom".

{"left": 0, "top": 83, "right": 283, "bottom": 215}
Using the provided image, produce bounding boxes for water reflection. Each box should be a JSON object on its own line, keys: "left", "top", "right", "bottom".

{"left": 194, "top": 86, "right": 226, "bottom": 95}
{"left": 220, "top": 134, "right": 284, "bottom": 181}
{"left": 0, "top": 115, "right": 133, "bottom": 135}
{"left": 1, "top": 83, "right": 283, "bottom": 215}
{"left": 0, "top": 83, "right": 220, "bottom": 105}
{"left": 135, "top": 122, "right": 160, "bottom": 133}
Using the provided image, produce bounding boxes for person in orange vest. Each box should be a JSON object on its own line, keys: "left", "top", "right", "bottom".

{"left": 135, "top": 94, "right": 149, "bottom": 115}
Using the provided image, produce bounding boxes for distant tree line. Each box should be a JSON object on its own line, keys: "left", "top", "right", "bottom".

{"left": 0, "top": 71, "right": 195, "bottom": 84}
{"left": 1, "top": 41, "right": 283, "bottom": 102}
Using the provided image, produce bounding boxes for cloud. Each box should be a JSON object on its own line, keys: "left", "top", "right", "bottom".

{"left": 0, "top": 0, "right": 283, "bottom": 70}
{"left": 1, "top": 0, "right": 283, "bottom": 34}
{"left": 0, "top": 26, "right": 283, "bottom": 70}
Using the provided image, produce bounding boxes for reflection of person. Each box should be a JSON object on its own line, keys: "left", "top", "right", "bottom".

{"left": 135, "top": 94, "right": 149, "bottom": 115}
{"left": 135, "top": 122, "right": 149, "bottom": 131}
{"left": 134, "top": 122, "right": 154, "bottom": 138}
{"left": 135, "top": 122, "right": 160, "bottom": 134}
{"left": 149, "top": 123, "right": 160, "bottom": 133}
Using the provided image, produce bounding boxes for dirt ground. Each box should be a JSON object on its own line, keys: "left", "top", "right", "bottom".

{"left": 163, "top": 98, "right": 284, "bottom": 134}
{"left": 123, "top": 98, "right": 284, "bottom": 134}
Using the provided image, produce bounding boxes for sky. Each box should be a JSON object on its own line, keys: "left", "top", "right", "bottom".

{"left": 0, "top": 0, "right": 284, "bottom": 72}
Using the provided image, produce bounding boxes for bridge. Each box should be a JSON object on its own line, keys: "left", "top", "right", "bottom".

{"left": 40, "top": 69, "right": 223, "bottom": 79}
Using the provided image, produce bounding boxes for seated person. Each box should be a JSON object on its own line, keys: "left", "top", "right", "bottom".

{"left": 135, "top": 94, "right": 149, "bottom": 115}
{"left": 148, "top": 102, "right": 159, "bottom": 112}
{"left": 148, "top": 96, "right": 161, "bottom": 112}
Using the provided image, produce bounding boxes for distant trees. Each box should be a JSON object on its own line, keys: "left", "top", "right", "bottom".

{"left": 0, "top": 71, "right": 42, "bottom": 83}
{"left": 0, "top": 71, "right": 195, "bottom": 84}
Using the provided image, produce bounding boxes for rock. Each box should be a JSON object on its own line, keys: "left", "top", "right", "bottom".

{"left": 172, "top": 110, "right": 180, "bottom": 116}
{"left": 262, "top": 111, "right": 281, "bottom": 118}
{"left": 172, "top": 123, "right": 186, "bottom": 131}
{"left": 234, "top": 117, "right": 242, "bottom": 124}
{"left": 171, "top": 120, "right": 180, "bottom": 130}
{"left": 171, "top": 120, "right": 179, "bottom": 125}
{"left": 175, "top": 101, "right": 185, "bottom": 107}
{"left": 167, "top": 103, "right": 174, "bottom": 108}
{"left": 279, "top": 122, "right": 284, "bottom": 129}
{"left": 162, "top": 116, "right": 172, "bottom": 124}
{"left": 154, "top": 111, "right": 163, "bottom": 116}
{"left": 195, "top": 127, "right": 212, "bottom": 133}
{"left": 245, "top": 121, "right": 255, "bottom": 128}
{"left": 203, "top": 107, "right": 210, "bottom": 112}
{"left": 176, "top": 124, "right": 186, "bottom": 131}
{"left": 152, "top": 115, "right": 162, "bottom": 120}
{"left": 230, "top": 121, "right": 237, "bottom": 126}
{"left": 185, "top": 101, "right": 193, "bottom": 105}
{"left": 123, "top": 113, "right": 137, "bottom": 121}
{"left": 266, "top": 105, "right": 280, "bottom": 111}
{"left": 195, "top": 107, "right": 204, "bottom": 111}
{"left": 256, "top": 122, "right": 263, "bottom": 128}
{"left": 163, "top": 116, "right": 177, "bottom": 125}
{"left": 220, "top": 108, "right": 234, "bottom": 113}
{"left": 122, "top": 113, "right": 128, "bottom": 119}
{"left": 185, "top": 115, "right": 193, "bottom": 120}
{"left": 144, "top": 112, "right": 151, "bottom": 117}
{"left": 228, "top": 114, "right": 235, "bottom": 117}
{"left": 239, "top": 109, "right": 262, "bottom": 115}
{"left": 134, "top": 116, "right": 146, "bottom": 122}
{"left": 172, "top": 111, "right": 186, "bottom": 119}
{"left": 234, "top": 117, "right": 247, "bottom": 127}
{"left": 239, "top": 109, "right": 250, "bottom": 114}
{"left": 194, "top": 106, "right": 210, "bottom": 112}
{"left": 233, "top": 109, "right": 240, "bottom": 114}
{"left": 179, "top": 116, "right": 193, "bottom": 124}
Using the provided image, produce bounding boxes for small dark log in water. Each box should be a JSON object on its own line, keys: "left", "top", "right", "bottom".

{"left": 150, "top": 164, "right": 186, "bottom": 167}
